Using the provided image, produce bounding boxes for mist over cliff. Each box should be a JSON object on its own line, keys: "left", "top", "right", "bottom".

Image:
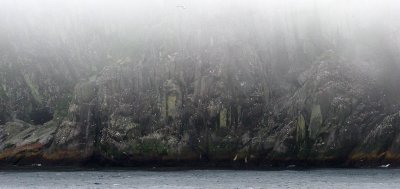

{"left": 0, "top": 0, "right": 400, "bottom": 167}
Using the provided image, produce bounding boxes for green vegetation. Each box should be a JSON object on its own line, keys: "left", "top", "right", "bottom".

{"left": 54, "top": 95, "right": 72, "bottom": 118}
{"left": 3, "top": 143, "right": 15, "bottom": 150}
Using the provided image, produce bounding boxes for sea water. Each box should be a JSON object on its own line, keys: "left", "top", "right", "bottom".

{"left": 0, "top": 168, "right": 399, "bottom": 189}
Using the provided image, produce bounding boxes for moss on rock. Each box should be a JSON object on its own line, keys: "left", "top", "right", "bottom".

{"left": 219, "top": 107, "right": 228, "bottom": 128}
{"left": 309, "top": 104, "right": 323, "bottom": 140}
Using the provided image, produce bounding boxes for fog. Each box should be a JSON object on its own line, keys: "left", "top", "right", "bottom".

{"left": 1, "top": 0, "right": 399, "bottom": 66}
{"left": 1, "top": 0, "right": 400, "bottom": 107}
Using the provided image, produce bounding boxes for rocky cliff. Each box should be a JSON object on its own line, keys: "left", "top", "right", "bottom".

{"left": 1, "top": 0, "right": 400, "bottom": 167}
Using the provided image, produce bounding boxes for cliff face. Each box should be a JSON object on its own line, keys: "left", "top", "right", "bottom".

{"left": 1, "top": 50, "right": 399, "bottom": 167}
{"left": 1, "top": 1, "right": 400, "bottom": 167}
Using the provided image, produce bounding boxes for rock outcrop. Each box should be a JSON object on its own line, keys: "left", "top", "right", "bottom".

{"left": 1, "top": 0, "right": 400, "bottom": 167}
{"left": 1, "top": 50, "right": 399, "bottom": 167}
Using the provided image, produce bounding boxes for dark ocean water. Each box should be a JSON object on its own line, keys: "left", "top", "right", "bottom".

{"left": 0, "top": 168, "right": 399, "bottom": 189}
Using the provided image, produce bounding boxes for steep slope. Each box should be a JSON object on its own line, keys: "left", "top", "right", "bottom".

{"left": 1, "top": 0, "right": 400, "bottom": 167}
{"left": 1, "top": 50, "right": 399, "bottom": 167}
